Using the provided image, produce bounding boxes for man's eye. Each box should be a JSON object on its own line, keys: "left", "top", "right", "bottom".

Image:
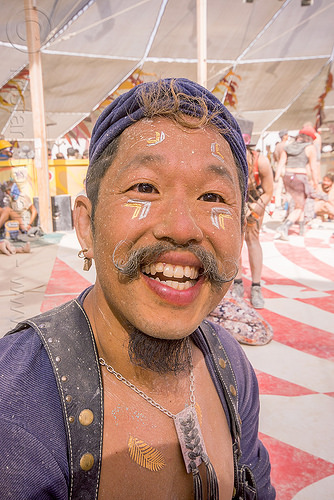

{"left": 200, "top": 193, "right": 225, "bottom": 203}
{"left": 131, "top": 183, "right": 157, "bottom": 194}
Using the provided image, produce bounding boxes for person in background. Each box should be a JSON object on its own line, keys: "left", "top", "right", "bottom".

{"left": 314, "top": 173, "right": 334, "bottom": 220}
{"left": 304, "top": 121, "right": 322, "bottom": 182}
{"left": 0, "top": 183, "right": 11, "bottom": 237}
{"left": 232, "top": 145, "right": 273, "bottom": 309}
{"left": 273, "top": 129, "right": 289, "bottom": 166}
{"left": 273, "top": 130, "right": 289, "bottom": 210}
{"left": 0, "top": 78, "right": 275, "bottom": 499}
{"left": 275, "top": 126, "right": 318, "bottom": 239}
{"left": 0, "top": 140, "right": 13, "bottom": 161}
{"left": 4, "top": 180, "right": 37, "bottom": 233}
{"left": 67, "top": 147, "right": 77, "bottom": 159}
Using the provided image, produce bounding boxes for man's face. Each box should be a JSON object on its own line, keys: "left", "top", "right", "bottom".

{"left": 89, "top": 117, "right": 244, "bottom": 340}
{"left": 322, "top": 176, "right": 333, "bottom": 193}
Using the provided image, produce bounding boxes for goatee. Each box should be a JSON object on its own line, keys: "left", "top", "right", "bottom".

{"left": 128, "top": 328, "right": 191, "bottom": 375}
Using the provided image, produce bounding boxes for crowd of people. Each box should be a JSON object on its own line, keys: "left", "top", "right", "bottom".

{"left": 273, "top": 125, "right": 333, "bottom": 239}
{"left": 53, "top": 147, "right": 89, "bottom": 160}
{"left": 0, "top": 140, "right": 88, "bottom": 251}
{"left": 0, "top": 140, "right": 89, "bottom": 161}
{"left": 212, "top": 120, "right": 333, "bottom": 311}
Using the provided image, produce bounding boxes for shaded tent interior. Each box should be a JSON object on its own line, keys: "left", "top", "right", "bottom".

{"left": 0, "top": 0, "right": 333, "bottom": 147}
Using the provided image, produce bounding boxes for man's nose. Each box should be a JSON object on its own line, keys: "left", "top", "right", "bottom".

{"left": 153, "top": 199, "right": 203, "bottom": 245}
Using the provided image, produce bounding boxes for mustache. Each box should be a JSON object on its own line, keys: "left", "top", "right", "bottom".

{"left": 112, "top": 240, "right": 238, "bottom": 288}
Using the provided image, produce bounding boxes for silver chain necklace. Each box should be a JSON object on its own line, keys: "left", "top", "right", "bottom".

{"left": 99, "top": 337, "right": 195, "bottom": 419}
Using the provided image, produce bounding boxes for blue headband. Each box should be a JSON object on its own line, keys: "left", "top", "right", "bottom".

{"left": 89, "top": 78, "right": 248, "bottom": 197}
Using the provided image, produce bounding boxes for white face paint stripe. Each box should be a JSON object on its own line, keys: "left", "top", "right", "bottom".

{"left": 211, "top": 207, "right": 232, "bottom": 229}
{"left": 211, "top": 143, "right": 225, "bottom": 163}
{"left": 125, "top": 199, "right": 151, "bottom": 219}
{"left": 147, "top": 131, "right": 166, "bottom": 146}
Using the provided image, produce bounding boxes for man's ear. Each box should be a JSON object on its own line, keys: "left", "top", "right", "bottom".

{"left": 73, "top": 195, "right": 94, "bottom": 258}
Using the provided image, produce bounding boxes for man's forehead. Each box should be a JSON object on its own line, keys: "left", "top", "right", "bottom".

{"left": 119, "top": 116, "right": 231, "bottom": 148}
{"left": 111, "top": 117, "right": 238, "bottom": 183}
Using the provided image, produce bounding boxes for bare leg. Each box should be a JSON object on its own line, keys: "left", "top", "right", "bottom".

{"left": 247, "top": 236, "right": 263, "bottom": 284}
{"left": 245, "top": 218, "right": 263, "bottom": 284}
{"left": 9, "top": 211, "right": 26, "bottom": 231}
{"left": 0, "top": 206, "right": 11, "bottom": 230}
{"left": 286, "top": 207, "right": 304, "bottom": 223}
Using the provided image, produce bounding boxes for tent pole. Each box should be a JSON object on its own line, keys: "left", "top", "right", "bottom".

{"left": 24, "top": 0, "right": 52, "bottom": 233}
{"left": 196, "top": 0, "right": 207, "bottom": 88}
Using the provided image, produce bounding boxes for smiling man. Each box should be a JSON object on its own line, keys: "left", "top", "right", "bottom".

{"left": 0, "top": 79, "right": 275, "bottom": 499}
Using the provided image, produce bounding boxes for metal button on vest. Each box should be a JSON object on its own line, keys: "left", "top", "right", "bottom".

{"left": 230, "top": 384, "right": 237, "bottom": 397}
{"left": 219, "top": 358, "right": 226, "bottom": 369}
{"left": 80, "top": 453, "right": 94, "bottom": 471}
{"left": 79, "top": 408, "right": 94, "bottom": 426}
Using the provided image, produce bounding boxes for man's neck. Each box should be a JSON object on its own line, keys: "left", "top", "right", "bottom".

{"left": 82, "top": 286, "right": 191, "bottom": 395}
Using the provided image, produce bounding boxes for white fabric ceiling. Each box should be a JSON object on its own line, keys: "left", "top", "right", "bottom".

{"left": 1, "top": 0, "right": 333, "bottom": 144}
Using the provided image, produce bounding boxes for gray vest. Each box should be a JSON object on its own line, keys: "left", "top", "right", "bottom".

{"left": 285, "top": 141, "right": 309, "bottom": 169}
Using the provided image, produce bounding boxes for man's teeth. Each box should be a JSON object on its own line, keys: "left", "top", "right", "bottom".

{"left": 153, "top": 278, "right": 196, "bottom": 290}
{"left": 142, "top": 263, "right": 199, "bottom": 280}
{"left": 142, "top": 262, "right": 199, "bottom": 289}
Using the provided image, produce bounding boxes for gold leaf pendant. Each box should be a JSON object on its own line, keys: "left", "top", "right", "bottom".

{"left": 128, "top": 436, "right": 166, "bottom": 472}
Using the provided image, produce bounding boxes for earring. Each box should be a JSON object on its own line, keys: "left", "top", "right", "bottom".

{"left": 78, "top": 248, "right": 92, "bottom": 271}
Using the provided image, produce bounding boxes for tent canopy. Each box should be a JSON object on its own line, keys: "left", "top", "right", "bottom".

{"left": 1, "top": 0, "right": 334, "bottom": 145}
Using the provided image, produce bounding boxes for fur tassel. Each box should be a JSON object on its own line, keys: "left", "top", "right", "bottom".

{"left": 204, "top": 456, "right": 219, "bottom": 500}
{"left": 192, "top": 467, "right": 203, "bottom": 500}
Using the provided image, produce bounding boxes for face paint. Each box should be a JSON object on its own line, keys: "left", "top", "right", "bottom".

{"left": 147, "top": 131, "right": 165, "bottom": 146}
{"left": 125, "top": 199, "right": 151, "bottom": 219}
{"left": 211, "top": 143, "right": 225, "bottom": 163}
{"left": 211, "top": 207, "right": 232, "bottom": 230}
